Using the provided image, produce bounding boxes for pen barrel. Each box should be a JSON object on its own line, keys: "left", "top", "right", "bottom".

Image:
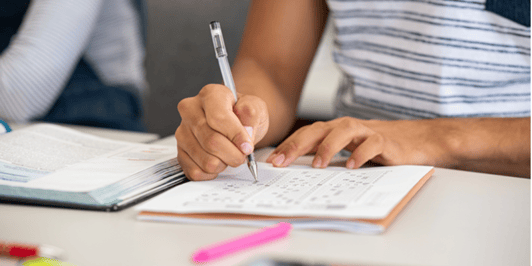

{"left": 217, "top": 58, "right": 238, "bottom": 102}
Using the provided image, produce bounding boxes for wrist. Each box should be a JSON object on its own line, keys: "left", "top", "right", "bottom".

{"left": 434, "top": 118, "right": 469, "bottom": 169}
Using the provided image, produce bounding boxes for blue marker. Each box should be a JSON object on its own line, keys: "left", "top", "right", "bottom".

{"left": 0, "top": 119, "right": 11, "bottom": 134}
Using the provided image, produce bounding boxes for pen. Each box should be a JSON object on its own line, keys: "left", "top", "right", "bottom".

{"left": 191, "top": 222, "right": 292, "bottom": 263}
{"left": 0, "top": 242, "right": 64, "bottom": 260}
{"left": 209, "top": 21, "right": 258, "bottom": 182}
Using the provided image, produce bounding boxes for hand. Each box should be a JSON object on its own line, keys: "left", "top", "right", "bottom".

{"left": 175, "top": 84, "right": 269, "bottom": 181}
{"left": 266, "top": 117, "right": 459, "bottom": 169}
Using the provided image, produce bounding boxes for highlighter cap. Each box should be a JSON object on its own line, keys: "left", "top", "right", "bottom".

{"left": 209, "top": 21, "right": 227, "bottom": 58}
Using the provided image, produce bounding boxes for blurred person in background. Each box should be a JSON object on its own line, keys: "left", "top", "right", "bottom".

{"left": 0, "top": 0, "right": 148, "bottom": 131}
{"left": 175, "top": 0, "right": 530, "bottom": 179}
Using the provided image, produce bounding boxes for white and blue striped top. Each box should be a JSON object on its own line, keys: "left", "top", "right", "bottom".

{"left": 328, "top": 0, "right": 530, "bottom": 120}
{"left": 0, "top": 0, "right": 147, "bottom": 123}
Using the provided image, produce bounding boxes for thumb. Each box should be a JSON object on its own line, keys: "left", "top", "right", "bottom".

{"left": 233, "top": 94, "right": 269, "bottom": 145}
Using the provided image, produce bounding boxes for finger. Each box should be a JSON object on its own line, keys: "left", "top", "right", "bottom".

{"left": 349, "top": 134, "right": 385, "bottom": 169}
{"left": 178, "top": 95, "right": 246, "bottom": 168}
{"left": 177, "top": 125, "right": 232, "bottom": 173}
{"left": 233, "top": 94, "right": 269, "bottom": 144}
{"left": 178, "top": 147, "right": 218, "bottom": 181}
{"left": 265, "top": 150, "right": 278, "bottom": 163}
{"left": 201, "top": 85, "right": 255, "bottom": 155}
{"left": 265, "top": 143, "right": 285, "bottom": 163}
{"left": 312, "top": 124, "right": 368, "bottom": 168}
{"left": 270, "top": 122, "right": 331, "bottom": 167}
{"left": 194, "top": 127, "right": 247, "bottom": 168}
{"left": 266, "top": 142, "right": 318, "bottom": 163}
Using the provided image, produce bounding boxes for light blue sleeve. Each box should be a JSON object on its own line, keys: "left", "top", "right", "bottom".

{"left": 0, "top": 0, "right": 104, "bottom": 123}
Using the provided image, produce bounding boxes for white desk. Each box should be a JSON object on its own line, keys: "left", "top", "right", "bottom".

{"left": 0, "top": 134, "right": 529, "bottom": 266}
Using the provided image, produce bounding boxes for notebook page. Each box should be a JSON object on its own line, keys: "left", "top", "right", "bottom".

{"left": 137, "top": 163, "right": 433, "bottom": 219}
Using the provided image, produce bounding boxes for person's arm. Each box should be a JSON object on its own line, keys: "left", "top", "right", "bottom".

{"left": 266, "top": 117, "right": 531, "bottom": 178}
{"left": 447, "top": 117, "right": 530, "bottom": 177}
{"left": 0, "top": 0, "right": 104, "bottom": 122}
{"left": 232, "top": 0, "right": 329, "bottom": 147}
{"left": 175, "top": 0, "right": 329, "bottom": 180}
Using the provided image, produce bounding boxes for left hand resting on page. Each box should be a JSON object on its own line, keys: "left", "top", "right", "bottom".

{"left": 265, "top": 117, "right": 460, "bottom": 169}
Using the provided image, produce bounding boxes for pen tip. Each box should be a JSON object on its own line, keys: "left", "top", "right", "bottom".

{"left": 248, "top": 161, "right": 258, "bottom": 182}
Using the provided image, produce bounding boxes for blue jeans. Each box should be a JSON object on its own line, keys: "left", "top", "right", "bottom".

{"left": 39, "top": 59, "right": 147, "bottom": 132}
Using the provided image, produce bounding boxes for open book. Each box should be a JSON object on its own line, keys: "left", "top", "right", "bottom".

{"left": 136, "top": 156, "right": 434, "bottom": 234}
{"left": 0, "top": 124, "right": 186, "bottom": 211}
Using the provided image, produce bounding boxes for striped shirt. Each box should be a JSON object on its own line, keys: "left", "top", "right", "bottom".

{"left": 0, "top": 0, "right": 146, "bottom": 122}
{"left": 328, "top": 0, "right": 531, "bottom": 120}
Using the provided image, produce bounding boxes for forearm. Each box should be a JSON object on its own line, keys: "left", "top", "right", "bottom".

{"left": 233, "top": 57, "right": 298, "bottom": 147}
{"left": 231, "top": 0, "right": 328, "bottom": 147}
{"left": 448, "top": 117, "right": 530, "bottom": 177}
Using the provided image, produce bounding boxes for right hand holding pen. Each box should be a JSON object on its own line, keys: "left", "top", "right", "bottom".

{"left": 175, "top": 84, "right": 269, "bottom": 181}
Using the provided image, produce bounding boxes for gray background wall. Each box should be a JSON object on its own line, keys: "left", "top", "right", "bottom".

{"left": 143, "top": 0, "right": 252, "bottom": 137}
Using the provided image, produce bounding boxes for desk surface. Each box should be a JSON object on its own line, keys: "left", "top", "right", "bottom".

{"left": 0, "top": 134, "right": 529, "bottom": 266}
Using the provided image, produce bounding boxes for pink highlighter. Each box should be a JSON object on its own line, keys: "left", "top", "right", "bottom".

{"left": 191, "top": 222, "right": 293, "bottom": 263}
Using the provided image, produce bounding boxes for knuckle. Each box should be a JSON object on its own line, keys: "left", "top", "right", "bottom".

{"left": 345, "top": 118, "right": 359, "bottom": 129}
{"left": 275, "top": 141, "right": 298, "bottom": 156}
{"left": 187, "top": 168, "right": 203, "bottom": 181}
{"left": 199, "top": 84, "right": 219, "bottom": 97}
{"left": 203, "top": 157, "right": 222, "bottom": 174}
{"left": 374, "top": 134, "right": 385, "bottom": 147}
{"left": 318, "top": 142, "right": 333, "bottom": 156}
{"left": 238, "top": 104, "right": 258, "bottom": 118}
{"left": 174, "top": 127, "right": 182, "bottom": 140}
{"left": 189, "top": 168, "right": 217, "bottom": 181}
{"left": 208, "top": 112, "right": 229, "bottom": 126}
{"left": 309, "top": 122, "right": 327, "bottom": 134}
{"left": 175, "top": 125, "right": 188, "bottom": 142}
{"left": 338, "top": 116, "right": 350, "bottom": 122}
{"left": 177, "top": 97, "right": 194, "bottom": 113}
{"left": 227, "top": 155, "right": 246, "bottom": 168}
{"left": 287, "top": 141, "right": 299, "bottom": 153}
{"left": 177, "top": 154, "right": 186, "bottom": 166}
{"left": 313, "top": 121, "right": 326, "bottom": 128}
{"left": 195, "top": 118, "right": 208, "bottom": 129}
{"left": 203, "top": 132, "right": 221, "bottom": 153}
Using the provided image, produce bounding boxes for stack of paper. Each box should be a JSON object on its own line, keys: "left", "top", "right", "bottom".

{"left": 0, "top": 124, "right": 186, "bottom": 211}
{"left": 137, "top": 162, "right": 434, "bottom": 234}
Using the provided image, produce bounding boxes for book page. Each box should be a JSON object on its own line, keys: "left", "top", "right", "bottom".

{"left": 137, "top": 163, "right": 433, "bottom": 219}
{"left": 0, "top": 124, "right": 177, "bottom": 192}
{"left": 0, "top": 124, "right": 130, "bottom": 182}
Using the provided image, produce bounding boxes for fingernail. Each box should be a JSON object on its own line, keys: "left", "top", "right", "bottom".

{"left": 240, "top": 142, "right": 253, "bottom": 155}
{"left": 347, "top": 159, "right": 355, "bottom": 169}
{"left": 244, "top": 126, "right": 253, "bottom": 139}
{"left": 313, "top": 156, "right": 322, "bottom": 168}
{"left": 272, "top": 154, "right": 285, "bottom": 166}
